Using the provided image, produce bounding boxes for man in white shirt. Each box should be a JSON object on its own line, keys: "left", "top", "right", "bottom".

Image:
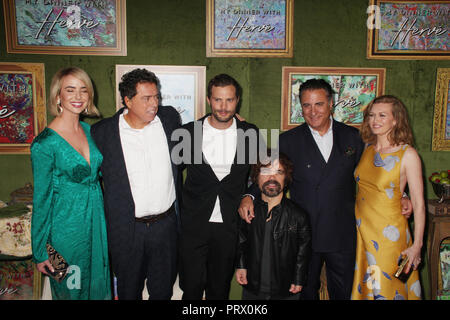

{"left": 178, "top": 74, "right": 260, "bottom": 300}
{"left": 91, "top": 69, "right": 182, "bottom": 300}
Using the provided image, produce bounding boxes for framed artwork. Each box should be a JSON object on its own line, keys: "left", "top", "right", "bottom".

{"left": 115, "top": 65, "right": 206, "bottom": 124}
{"left": 281, "top": 67, "right": 386, "bottom": 131}
{"left": 0, "top": 259, "right": 42, "bottom": 300}
{"left": 0, "top": 62, "right": 46, "bottom": 154}
{"left": 432, "top": 68, "right": 450, "bottom": 151}
{"left": 3, "top": 0, "right": 127, "bottom": 56}
{"left": 367, "top": 0, "right": 449, "bottom": 60}
{"left": 206, "top": 0, "right": 294, "bottom": 57}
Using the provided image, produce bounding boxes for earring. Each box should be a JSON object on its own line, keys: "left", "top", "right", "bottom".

{"left": 57, "top": 100, "right": 63, "bottom": 114}
{"left": 83, "top": 107, "right": 89, "bottom": 115}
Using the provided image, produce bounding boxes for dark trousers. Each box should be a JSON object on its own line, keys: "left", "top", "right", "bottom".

{"left": 116, "top": 211, "right": 178, "bottom": 300}
{"left": 179, "top": 222, "right": 237, "bottom": 300}
{"left": 302, "top": 250, "right": 355, "bottom": 300}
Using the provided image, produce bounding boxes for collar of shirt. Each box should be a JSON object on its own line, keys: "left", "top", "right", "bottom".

{"left": 308, "top": 116, "right": 333, "bottom": 138}
{"left": 203, "top": 116, "right": 236, "bottom": 133}
{"left": 119, "top": 108, "right": 161, "bottom": 131}
{"left": 308, "top": 116, "right": 333, "bottom": 162}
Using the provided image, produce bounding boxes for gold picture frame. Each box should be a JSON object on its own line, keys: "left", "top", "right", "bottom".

{"left": 0, "top": 62, "right": 46, "bottom": 154}
{"left": 432, "top": 68, "right": 450, "bottom": 151}
{"left": 206, "top": 0, "right": 294, "bottom": 58}
{"left": 367, "top": 0, "right": 449, "bottom": 60}
{"left": 281, "top": 66, "right": 385, "bottom": 131}
{"left": 3, "top": 0, "right": 127, "bottom": 56}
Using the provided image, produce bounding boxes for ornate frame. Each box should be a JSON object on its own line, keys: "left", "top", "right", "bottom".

{"left": 206, "top": 0, "right": 294, "bottom": 58}
{"left": 0, "top": 62, "right": 46, "bottom": 154}
{"left": 432, "top": 68, "right": 450, "bottom": 151}
{"left": 367, "top": 0, "right": 449, "bottom": 60}
{"left": 281, "top": 66, "right": 385, "bottom": 131}
{"left": 3, "top": 0, "right": 127, "bottom": 56}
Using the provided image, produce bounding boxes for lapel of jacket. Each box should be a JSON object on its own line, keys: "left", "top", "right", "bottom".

{"left": 158, "top": 107, "right": 178, "bottom": 179}
{"left": 195, "top": 115, "right": 219, "bottom": 182}
{"left": 108, "top": 108, "right": 133, "bottom": 195}
{"left": 229, "top": 117, "right": 245, "bottom": 175}
{"left": 303, "top": 124, "right": 327, "bottom": 172}
{"left": 158, "top": 107, "right": 174, "bottom": 151}
{"left": 320, "top": 120, "right": 344, "bottom": 180}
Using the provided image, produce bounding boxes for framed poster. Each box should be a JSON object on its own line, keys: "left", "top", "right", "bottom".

{"left": 432, "top": 68, "right": 450, "bottom": 151}
{"left": 281, "top": 67, "right": 386, "bottom": 131}
{"left": 0, "top": 63, "right": 46, "bottom": 154}
{"left": 3, "top": 0, "right": 127, "bottom": 56}
{"left": 367, "top": 0, "right": 449, "bottom": 60}
{"left": 206, "top": 0, "right": 294, "bottom": 57}
{"left": 115, "top": 65, "right": 206, "bottom": 124}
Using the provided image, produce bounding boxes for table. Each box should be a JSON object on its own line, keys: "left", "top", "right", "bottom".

{"left": 427, "top": 200, "right": 450, "bottom": 300}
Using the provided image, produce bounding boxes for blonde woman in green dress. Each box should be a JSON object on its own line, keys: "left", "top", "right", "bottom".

{"left": 31, "top": 67, "right": 111, "bottom": 300}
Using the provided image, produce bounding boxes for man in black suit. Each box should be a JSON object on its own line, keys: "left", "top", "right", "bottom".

{"left": 239, "top": 79, "right": 412, "bottom": 300}
{"left": 91, "top": 69, "right": 182, "bottom": 300}
{"left": 176, "top": 74, "right": 259, "bottom": 300}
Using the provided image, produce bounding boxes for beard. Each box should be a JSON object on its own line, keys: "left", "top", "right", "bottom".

{"left": 261, "top": 180, "right": 283, "bottom": 197}
{"left": 212, "top": 110, "right": 234, "bottom": 123}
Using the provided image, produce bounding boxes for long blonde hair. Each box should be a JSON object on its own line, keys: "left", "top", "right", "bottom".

{"left": 360, "top": 95, "right": 414, "bottom": 146}
{"left": 48, "top": 67, "right": 100, "bottom": 117}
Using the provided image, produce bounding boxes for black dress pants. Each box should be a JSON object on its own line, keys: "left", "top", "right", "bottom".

{"left": 115, "top": 211, "right": 178, "bottom": 300}
{"left": 179, "top": 222, "right": 237, "bottom": 300}
{"left": 302, "top": 250, "right": 356, "bottom": 300}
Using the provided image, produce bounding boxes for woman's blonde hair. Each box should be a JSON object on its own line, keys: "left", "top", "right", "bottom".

{"left": 360, "top": 95, "right": 414, "bottom": 146}
{"left": 48, "top": 67, "right": 100, "bottom": 117}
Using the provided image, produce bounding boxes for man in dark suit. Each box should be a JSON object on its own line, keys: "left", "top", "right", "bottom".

{"left": 176, "top": 74, "right": 259, "bottom": 300}
{"left": 239, "top": 79, "right": 412, "bottom": 300}
{"left": 91, "top": 68, "right": 182, "bottom": 300}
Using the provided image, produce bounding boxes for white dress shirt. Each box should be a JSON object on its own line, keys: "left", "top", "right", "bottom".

{"left": 308, "top": 117, "right": 333, "bottom": 163}
{"left": 202, "top": 117, "right": 237, "bottom": 223}
{"left": 119, "top": 110, "right": 176, "bottom": 217}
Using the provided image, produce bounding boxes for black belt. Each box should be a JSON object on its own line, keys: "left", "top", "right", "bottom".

{"left": 135, "top": 203, "right": 175, "bottom": 225}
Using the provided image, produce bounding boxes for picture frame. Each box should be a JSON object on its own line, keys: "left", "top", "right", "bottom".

{"left": 115, "top": 65, "right": 206, "bottom": 124}
{"left": 0, "top": 62, "right": 46, "bottom": 154}
{"left": 367, "top": 0, "right": 449, "bottom": 60}
{"left": 206, "top": 0, "right": 294, "bottom": 58}
{"left": 432, "top": 68, "right": 450, "bottom": 151}
{"left": 281, "top": 66, "right": 386, "bottom": 131}
{"left": 2, "top": 0, "right": 127, "bottom": 56}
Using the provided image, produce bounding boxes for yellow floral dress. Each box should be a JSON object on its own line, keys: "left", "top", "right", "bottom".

{"left": 351, "top": 145, "right": 421, "bottom": 300}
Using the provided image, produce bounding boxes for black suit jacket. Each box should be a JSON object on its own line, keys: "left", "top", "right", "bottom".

{"left": 179, "top": 115, "right": 259, "bottom": 233}
{"left": 91, "top": 106, "right": 182, "bottom": 276}
{"left": 279, "top": 120, "right": 364, "bottom": 253}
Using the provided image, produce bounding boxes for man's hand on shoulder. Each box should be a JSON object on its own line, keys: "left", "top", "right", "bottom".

{"left": 238, "top": 195, "right": 255, "bottom": 224}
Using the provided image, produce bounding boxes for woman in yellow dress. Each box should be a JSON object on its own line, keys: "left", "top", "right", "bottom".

{"left": 351, "top": 95, "right": 425, "bottom": 300}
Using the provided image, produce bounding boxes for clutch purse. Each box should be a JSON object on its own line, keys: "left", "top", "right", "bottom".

{"left": 394, "top": 255, "right": 411, "bottom": 283}
{"left": 45, "top": 243, "right": 69, "bottom": 283}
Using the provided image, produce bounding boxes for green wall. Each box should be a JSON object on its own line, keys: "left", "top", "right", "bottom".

{"left": 1, "top": 0, "right": 448, "bottom": 300}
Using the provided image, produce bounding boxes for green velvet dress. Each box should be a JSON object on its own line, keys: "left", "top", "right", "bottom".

{"left": 30, "top": 121, "right": 111, "bottom": 300}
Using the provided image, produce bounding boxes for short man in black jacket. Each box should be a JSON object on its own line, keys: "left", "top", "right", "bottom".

{"left": 236, "top": 151, "right": 312, "bottom": 300}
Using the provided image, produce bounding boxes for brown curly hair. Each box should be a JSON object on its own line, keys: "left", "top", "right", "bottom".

{"left": 250, "top": 150, "right": 293, "bottom": 188}
{"left": 360, "top": 95, "right": 414, "bottom": 146}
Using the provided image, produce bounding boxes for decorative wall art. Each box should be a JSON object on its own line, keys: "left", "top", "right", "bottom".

{"left": 3, "top": 0, "right": 127, "bottom": 56}
{"left": 0, "top": 63, "right": 46, "bottom": 154}
{"left": 206, "top": 0, "right": 294, "bottom": 57}
{"left": 432, "top": 68, "right": 450, "bottom": 151}
{"left": 281, "top": 67, "right": 386, "bottom": 131}
{"left": 367, "top": 0, "right": 449, "bottom": 60}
